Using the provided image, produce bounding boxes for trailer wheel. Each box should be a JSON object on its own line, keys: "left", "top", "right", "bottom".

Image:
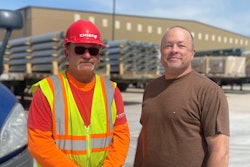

{"left": 117, "top": 83, "right": 128, "bottom": 92}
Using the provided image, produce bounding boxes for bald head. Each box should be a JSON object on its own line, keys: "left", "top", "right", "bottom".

{"left": 161, "top": 26, "right": 194, "bottom": 50}
{"left": 160, "top": 26, "right": 196, "bottom": 79}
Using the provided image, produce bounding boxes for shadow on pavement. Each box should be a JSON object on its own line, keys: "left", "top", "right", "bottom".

{"left": 124, "top": 101, "right": 142, "bottom": 105}
{"left": 223, "top": 89, "right": 250, "bottom": 94}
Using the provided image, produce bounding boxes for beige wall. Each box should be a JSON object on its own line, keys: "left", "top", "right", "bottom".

{"left": 3, "top": 6, "right": 250, "bottom": 52}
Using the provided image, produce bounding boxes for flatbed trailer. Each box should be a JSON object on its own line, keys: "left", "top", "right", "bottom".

{"left": 110, "top": 72, "right": 161, "bottom": 91}
{"left": 192, "top": 49, "right": 250, "bottom": 90}
{"left": 1, "top": 33, "right": 163, "bottom": 106}
{"left": 207, "top": 75, "right": 250, "bottom": 91}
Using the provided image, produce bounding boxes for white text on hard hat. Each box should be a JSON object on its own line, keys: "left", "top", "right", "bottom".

{"left": 79, "top": 33, "right": 97, "bottom": 39}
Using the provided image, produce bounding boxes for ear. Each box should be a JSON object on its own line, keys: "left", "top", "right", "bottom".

{"left": 64, "top": 48, "right": 69, "bottom": 60}
{"left": 191, "top": 49, "right": 196, "bottom": 60}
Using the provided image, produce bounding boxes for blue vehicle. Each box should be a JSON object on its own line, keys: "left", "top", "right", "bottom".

{"left": 0, "top": 10, "right": 33, "bottom": 166}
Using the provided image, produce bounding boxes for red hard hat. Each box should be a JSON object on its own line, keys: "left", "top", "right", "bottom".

{"left": 64, "top": 20, "right": 104, "bottom": 47}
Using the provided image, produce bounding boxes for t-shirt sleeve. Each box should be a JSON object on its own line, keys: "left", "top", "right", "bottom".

{"left": 201, "top": 85, "right": 230, "bottom": 137}
{"left": 27, "top": 86, "right": 53, "bottom": 131}
{"left": 113, "top": 87, "right": 128, "bottom": 126}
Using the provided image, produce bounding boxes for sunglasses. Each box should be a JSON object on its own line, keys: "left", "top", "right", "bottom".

{"left": 74, "top": 46, "right": 100, "bottom": 56}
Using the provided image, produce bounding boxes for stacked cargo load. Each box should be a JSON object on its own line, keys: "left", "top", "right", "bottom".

{"left": 104, "top": 39, "right": 162, "bottom": 90}
{"left": 192, "top": 56, "right": 246, "bottom": 77}
{"left": 192, "top": 50, "right": 248, "bottom": 90}
{"left": 1, "top": 31, "right": 164, "bottom": 95}
{"left": 104, "top": 40, "right": 161, "bottom": 76}
{"left": 27, "top": 31, "right": 65, "bottom": 75}
{"left": 97, "top": 45, "right": 110, "bottom": 77}
{"left": 104, "top": 40, "right": 130, "bottom": 74}
{"left": 4, "top": 36, "right": 30, "bottom": 73}
{"left": 191, "top": 56, "right": 208, "bottom": 74}
{"left": 242, "top": 51, "right": 250, "bottom": 77}
{"left": 2, "top": 31, "right": 111, "bottom": 78}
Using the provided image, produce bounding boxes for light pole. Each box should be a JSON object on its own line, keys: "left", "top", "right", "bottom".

{"left": 112, "top": 0, "right": 116, "bottom": 40}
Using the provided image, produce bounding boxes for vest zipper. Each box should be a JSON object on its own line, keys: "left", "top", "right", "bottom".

{"left": 86, "top": 126, "right": 91, "bottom": 167}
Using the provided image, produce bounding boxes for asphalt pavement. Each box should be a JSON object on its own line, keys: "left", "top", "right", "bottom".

{"left": 122, "top": 85, "right": 250, "bottom": 167}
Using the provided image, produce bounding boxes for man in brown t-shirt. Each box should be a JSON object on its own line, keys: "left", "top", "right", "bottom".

{"left": 134, "top": 26, "right": 229, "bottom": 167}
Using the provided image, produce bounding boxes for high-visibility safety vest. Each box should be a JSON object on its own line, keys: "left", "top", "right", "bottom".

{"left": 32, "top": 71, "right": 117, "bottom": 167}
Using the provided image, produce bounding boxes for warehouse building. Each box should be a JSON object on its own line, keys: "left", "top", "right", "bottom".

{"left": 3, "top": 6, "right": 250, "bottom": 52}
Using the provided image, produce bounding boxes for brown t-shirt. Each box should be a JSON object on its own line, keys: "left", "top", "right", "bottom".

{"left": 134, "top": 70, "right": 229, "bottom": 167}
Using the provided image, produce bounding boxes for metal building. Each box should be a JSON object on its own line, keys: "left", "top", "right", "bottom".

{"left": 3, "top": 6, "right": 250, "bottom": 52}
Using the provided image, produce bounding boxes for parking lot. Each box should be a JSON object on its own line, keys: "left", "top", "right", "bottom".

{"left": 122, "top": 85, "right": 250, "bottom": 167}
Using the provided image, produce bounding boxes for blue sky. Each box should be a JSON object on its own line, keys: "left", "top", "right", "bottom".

{"left": 2, "top": 0, "right": 250, "bottom": 37}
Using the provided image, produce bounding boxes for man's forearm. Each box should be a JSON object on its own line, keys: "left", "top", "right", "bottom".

{"left": 102, "top": 123, "right": 130, "bottom": 167}
{"left": 28, "top": 128, "right": 79, "bottom": 167}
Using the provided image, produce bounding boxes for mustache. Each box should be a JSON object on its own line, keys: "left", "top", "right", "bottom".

{"left": 76, "top": 61, "right": 95, "bottom": 71}
{"left": 78, "top": 60, "right": 94, "bottom": 64}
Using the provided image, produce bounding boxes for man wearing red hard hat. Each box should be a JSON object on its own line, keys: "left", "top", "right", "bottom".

{"left": 27, "top": 20, "right": 130, "bottom": 167}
